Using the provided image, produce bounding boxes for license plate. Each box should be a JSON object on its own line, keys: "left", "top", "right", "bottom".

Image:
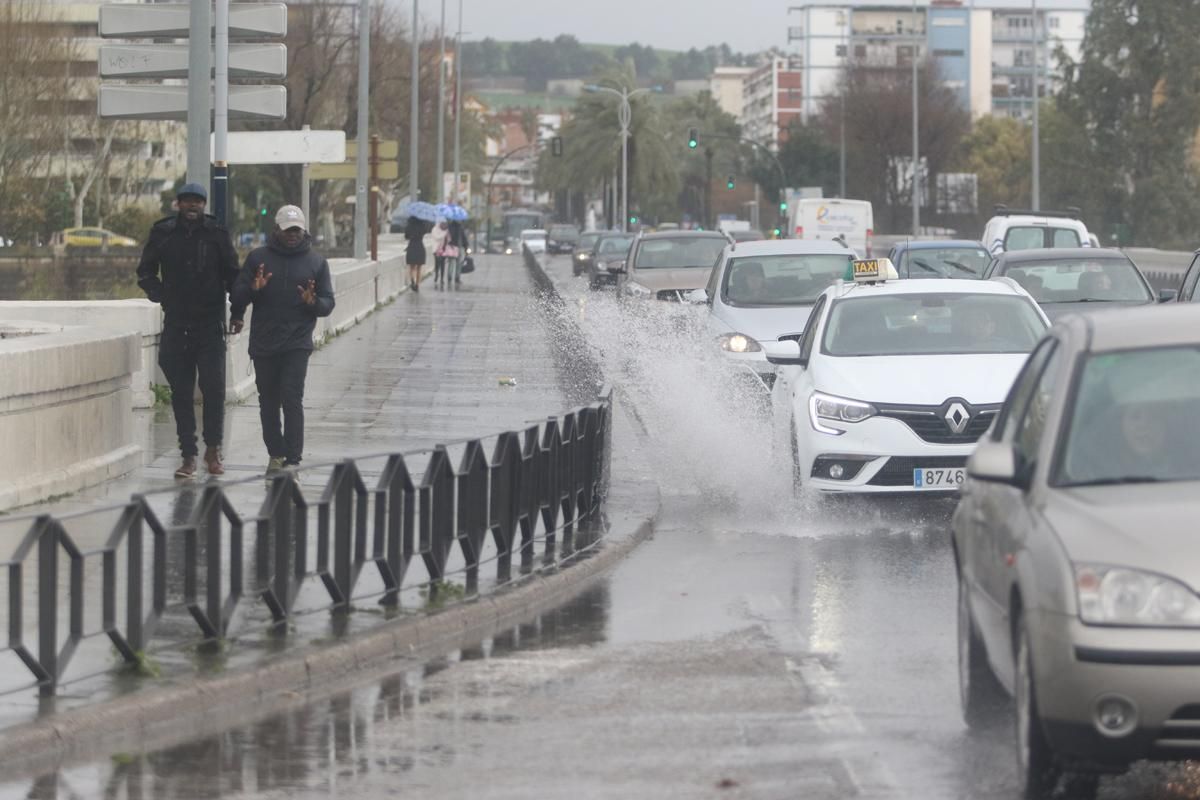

{"left": 913, "top": 467, "right": 965, "bottom": 489}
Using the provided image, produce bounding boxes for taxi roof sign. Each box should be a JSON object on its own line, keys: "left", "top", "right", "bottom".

{"left": 850, "top": 258, "right": 898, "bottom": 283}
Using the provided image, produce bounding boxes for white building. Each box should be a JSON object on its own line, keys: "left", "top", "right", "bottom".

{"left": 710, "top": 66, "right": 755, "bottom": 118}
{"left": 740, "top": 56, "right": 804, "bottom": 149}
{"left": 786, "top": 0, "right": 1090, "bottom": 121}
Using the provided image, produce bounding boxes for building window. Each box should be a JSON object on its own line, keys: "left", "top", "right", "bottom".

{"left": 934, "top": 49, "right": 964, "bottom": 58}
{"left": 855, "top": 44, "right": 866, "bottom": 58}
{"left": 150, "top": 143, "right": 165, "bottom": 158}
{"left": 1048, "top": 16, "right": 1060, "bottom": 28}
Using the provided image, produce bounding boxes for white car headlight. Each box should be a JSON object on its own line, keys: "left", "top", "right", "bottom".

{"left": 808, "top": 391, "right": 877, "bottom": 436}
{"left": 624, "top": 281, "right": 652, "bottom": 297}
{"left": 717, "top": 333, "right": 761, "bottom": 353}
{"left": 1076, "top": 565, "right": 1200, "bottom": 626}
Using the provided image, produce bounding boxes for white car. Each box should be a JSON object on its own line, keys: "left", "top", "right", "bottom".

{"left": 982, "top": 206, "right": 1093, "bottom": 255}
{"left": 520, "top": 228, "right": 547, "bottom": 254}
{"left": 772, "top": 260, "right": 1050, "bottom": 494}
{"left": 700, "top": 238, "right": 857, "bottom": 388}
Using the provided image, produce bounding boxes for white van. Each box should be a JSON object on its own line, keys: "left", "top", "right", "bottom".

{"left": 981, "top": 206, "right": 1093, "bottom": 255}
{"left": 788, "top": 198, "right": 873, "bottom": 256}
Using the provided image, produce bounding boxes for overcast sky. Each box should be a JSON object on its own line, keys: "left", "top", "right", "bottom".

{"left": 428, "top": 0, "right": 789, "bottom": 53}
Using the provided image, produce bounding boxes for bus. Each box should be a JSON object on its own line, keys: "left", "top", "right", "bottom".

{"left": 494, "top": 208, "right": 546, "bottom": 254}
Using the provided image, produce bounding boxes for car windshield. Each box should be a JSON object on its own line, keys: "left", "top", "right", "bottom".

{"left": 549, "top": 226, "right": 578, "bottom": 240}
{"left": 632, "top": 236, "right": 727, "bottom": 269}
{"left": 597, "top": 236, "right": 634, "bottom": 255}
{"left": 578, "top": 233, "right": 601, "bottom": 249}
{"left": 1004, "top": 225, "right": 1081, "bottom": 250}
{"left": 1004, "top": 258, "right": 1151, "bottom": 303}
{"left": 904, "top": 247, "right": 990, "bottom": 278}
{"left": 823, "top": 293, "right": 1047, "bottom": 356}
{"left": 722, "top": 254, "right": 854, "bottom": 306}
{"left": 1057, "top": 346, "right": 1200, "bottom": 486}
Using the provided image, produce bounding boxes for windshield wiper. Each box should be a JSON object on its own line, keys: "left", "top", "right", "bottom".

{"left": 911, "top": 258, "right": 941, "bottom": 274}
{"left": 943, "top": 260, "right": 979, "bottom": 276}
{"left": 1074, "top": 297, "right": 1117, "bottom": 303}
{"left": 1068, "top": 475, "right": 1162, "bottom": 487}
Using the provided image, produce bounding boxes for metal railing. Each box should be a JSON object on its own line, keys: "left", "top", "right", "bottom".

{"left": 0, "top": 388, "right": 613, "bottom": 697}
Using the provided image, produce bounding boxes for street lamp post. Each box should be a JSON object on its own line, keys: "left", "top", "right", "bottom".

{"left": 1031, "top": 0, "right": 1040, "bottom": 211}
{"left": 911, "top": 0, "right": 921, "bottom": 236}
{"left": 436, "top": 0, "right": 446, "bottom": 202}
{"left": 452, "top": 0, "right": 464, "bottom": 207}
{"left": 584, "top": 83, "right": 658, "bottom": 233}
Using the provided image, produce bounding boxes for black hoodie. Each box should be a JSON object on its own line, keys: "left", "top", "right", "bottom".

{"left": 136, "top": 214, "right": 239, "bottom": 327}
{"left": 230, "top": 231, "right": 335, "bottom": 358}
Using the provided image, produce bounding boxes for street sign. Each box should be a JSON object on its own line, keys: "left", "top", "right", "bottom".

{"left": 99, "top": 3, "right": 287, "bottom": 39}
{"left": 99, "top": 43, "right": 286, "bottom": 79}
{"left": 443, "top": 171, "right": 471, "bottom": 203}
{"left": 99, "top": 85, "right": 287, "bottom": 121}
{"left": 214, "top": 130, "right": 346, "bottom": 164}
{"left": 345, "top": 140, "right": 400, "bottom": 160}
{"left": 310, "top": 162, "right": 399, "bottom": 181}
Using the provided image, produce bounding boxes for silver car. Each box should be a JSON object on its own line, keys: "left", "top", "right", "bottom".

{"left": 700, "top": 239, "right": 856, "bottom": 388}
{"left": 953, "top": 303, "right": 1200, "bottom": 798}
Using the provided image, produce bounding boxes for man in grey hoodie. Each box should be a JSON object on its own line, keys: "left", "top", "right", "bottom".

{"left": 230, "top": 205, "right": 335, "bottom": 471}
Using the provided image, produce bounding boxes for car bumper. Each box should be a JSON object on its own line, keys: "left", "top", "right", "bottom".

{"left": 1028, "top": 609, "right": 1200, "bottom": 767}
{"left": 795, "top": 414, "right": 976, "bottom": 493}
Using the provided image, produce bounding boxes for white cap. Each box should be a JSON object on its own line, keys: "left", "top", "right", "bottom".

{"left": 275, "top": 205, "right": 306, "bottom": 230}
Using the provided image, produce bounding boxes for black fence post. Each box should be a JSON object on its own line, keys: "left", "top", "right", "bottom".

{"left": 36, "top": 517, "right": 57, "bottom": 696}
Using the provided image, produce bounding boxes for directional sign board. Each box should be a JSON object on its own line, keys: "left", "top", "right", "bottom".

{"left": 99, "top": 85, "right": 286, "bottom": 121}
{"left": 345, "top": 140, "right": 400, "bottom": 160}
{"left": 310, "top": 162, "right": 400, "bottom": 181}
{"left": 213, "top": 131, "right": 347, "bottom": 165}
{"left": 98, "top": 3, "right": 287, "bottom": 38}
{"left": 100, "top": 44, "right": 286, "bottom": 79}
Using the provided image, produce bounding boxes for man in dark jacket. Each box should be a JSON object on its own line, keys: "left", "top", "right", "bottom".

{"left": 137, "top": 182, "right": 239, "bottom": 478}
{"left": 230, "top": 205, "right": 335, "bottom": 471}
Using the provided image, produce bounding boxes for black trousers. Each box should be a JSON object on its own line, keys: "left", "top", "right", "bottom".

{"left": 158, "top": 321, "right": 227, "bottom": 458}
{"left": 254, "top": 349, "right": 311, "bottom": 464}
{"left": 434, "top": 255, "right": 446, "bottom": 281}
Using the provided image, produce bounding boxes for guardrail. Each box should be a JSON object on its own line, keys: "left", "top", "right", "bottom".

{"left": 0, "top": 388, "right": 613, "bottom": 697}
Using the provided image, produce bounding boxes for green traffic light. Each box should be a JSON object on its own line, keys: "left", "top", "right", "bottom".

{"left": 779, "top": 201, "right": 788, "bottom": 212}
{"left": 629, "top": 215, "right": 638, "bottom": 224}
{"left": 260, "top": 208, "right": 267, "bottom": 216}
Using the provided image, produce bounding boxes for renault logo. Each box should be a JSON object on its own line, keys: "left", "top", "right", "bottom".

{"left": 944, "top": 402, "right": 971, "bottom": 434}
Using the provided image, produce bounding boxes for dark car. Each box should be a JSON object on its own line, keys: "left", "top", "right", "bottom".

{"left": 984, "top": 247, "right": 1170, "bottom": 321}
{"left": 573, "top": 231, "right": 602, "bottom": 276}
{"left": 547, "top": 224, "right": 580, "bottom": 254}
{"left": 887, "top": 239, "right": 991, "bottom": 279}
{"left": 586, "top": 233, "right": 636, "bottom": 290}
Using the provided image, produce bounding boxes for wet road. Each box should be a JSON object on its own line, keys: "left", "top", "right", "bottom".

{"left": 5, "top": 253, "right": 1196, "bottom": 799}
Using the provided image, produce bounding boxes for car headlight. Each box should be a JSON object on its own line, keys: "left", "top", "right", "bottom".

{"left": 624, "top": 281, "right": 652, "bottom": 297}
{"left": 717, "top": 333, "right": 761, "bottom": 353}
{"left": 808, "top": 391, "right": 877, "bottom": 436}
{"left": 504, "top": 247, "right": 513, "bottom": 255}
{"left": 1076, "top": 564, "right": 1200, "bottom": 627}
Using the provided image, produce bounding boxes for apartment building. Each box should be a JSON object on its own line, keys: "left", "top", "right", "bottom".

{"left": 785, "top": 0, "right": 1090, "bottom": 120}
{"left": 740, "top": 56, "right": 804, "bottom": 149}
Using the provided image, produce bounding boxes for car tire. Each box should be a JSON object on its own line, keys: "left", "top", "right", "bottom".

{"left": 958, "top": 575, "right": 1005, "bottom": 729}
{"left": 1016, "top": 614, "right": 1063, "bottom": 800}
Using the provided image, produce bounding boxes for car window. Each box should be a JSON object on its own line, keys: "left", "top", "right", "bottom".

{"left": 597, "top": 236, "right": 634, "bottom": 255}
{"left": 1003, "top": 227, "right": 1045, "bottom": 251}
{"left": 1004, "top": 258, "right": 1151, "bottom": 303}
{"left": 1051, "top": 228, "right": 1081, "bottom": 247}
{"left": 905, "top": 247, "right": 990, "bottom": 279}
{"left": 721, "top": 254, "right": 853, "bottom": 306}
{"left": 799, "top": 295, "right": 827, "bottom": 364}
{"left": 1012, "top": 344, "right": 1062, "bottom": 473}
{"left": 995, "top": 338, "right": 1057, "bottom": 443}
{"left": 822, "top": 293, "right": 1047, "bottom": 357}
{"left": 1056, "top": 346, "right": 1200, "bottom": 485}
{"left": 631, "top": 237, "right": 726, "bottom": 269}
{"left": 1181, "top": 256, "right": 1200, "bottom": 302}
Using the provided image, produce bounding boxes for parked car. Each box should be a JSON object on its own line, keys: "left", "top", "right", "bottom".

{"left": 585, "top": 233, "right": 636, "bottom": 289}
{"left": 771, "top": 261, "right": 1048, "bottom": 494}
{"left": 887, "top": 240, "right": 990, "bottom": 279}
{"left": 546, "top": 224, "right": 580, "bottom": 254}
{"left": 572, "top": 231, "right": 603, "bottom": 276}
{"left": 519, "top": 228, "right": 547, "bottom": 254}
{"left": 617, "top": 230, "right": 729, "bottom": 301}
{"left": 953, "top": 303, "right": 1200, "bottom": 798}
{"left": 981, "top": 206, "right": 1093, "bottom": 255}
{"left": 700, "top": 238, "right": 857, "bottom": 389}
{"left": 50, "top": 227, "right": 139, "bottom": 254}
{"left": 985, "top": 247, "right": 1169, "bottom": 321}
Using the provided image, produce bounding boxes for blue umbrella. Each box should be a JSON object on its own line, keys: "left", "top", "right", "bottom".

{"left": 402, "top": 200, "right": 438, "bottom": 222}
{"left": 435, "top": 203, "right": 456, "bottom": 220}
{"left": 447, "top": 204, "right": 469, "bottom": 221}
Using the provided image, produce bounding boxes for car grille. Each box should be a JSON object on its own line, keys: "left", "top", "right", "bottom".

{"left": 656, "top": 289, "right": 687, "bottom": 302}
{"left": 1157, "top": 705, "right": 1200, "bottom": 751}
{"left": 867, "top": 455, "right": 967, "bottom": 486}
{"left": 875, "top": 401, "right": 1000, "bottom": 445}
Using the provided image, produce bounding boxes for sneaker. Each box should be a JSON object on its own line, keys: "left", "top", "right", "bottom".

{"left": 174, "top": 456, "right": 197, "bottom": 479}
{"left": 282, "top": 460, "right": 301, "bottom": 471}
{"left": 203, "top": 446, "right": 224, "bottom": 476}
{"left": 266, "top": 456, "right": 286, "bottom": 473}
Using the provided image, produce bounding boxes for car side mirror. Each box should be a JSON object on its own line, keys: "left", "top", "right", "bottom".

{"left": 1159, "top": 288, "right": 1179, "bottom": 303}
{"left": 967, "top": 441, "right": 1026, "bottom": 487}
{"left": 766, "top": 339, "right": 806, "bottom": 367}
{"left": 685, "top": 288, "right": 708, "bottom": 305}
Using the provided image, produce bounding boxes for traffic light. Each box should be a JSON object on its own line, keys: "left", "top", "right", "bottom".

{"left": 687, "top": 127, "right": 698, "bottom": 149}
{"left": 551, "top": 136, "right": 563, "bottom": 157}
{"left": 779, "top": 199, "right": 788, "bottom": 213}
{"left": 772, "top": 227, "right": 782, "bottom": 237}
{"left": 629, "top": 214, "right": 639, "bottom": 225}
{"left": 260, "top": 207, "right": 268, "bottom": 216}
{"left": 726, "top": 175, "right": 735, "bottom": 190}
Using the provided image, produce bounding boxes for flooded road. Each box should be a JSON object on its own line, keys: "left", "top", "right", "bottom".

{"left": 4, "top": 255, "right": 1196, "bottom": 800}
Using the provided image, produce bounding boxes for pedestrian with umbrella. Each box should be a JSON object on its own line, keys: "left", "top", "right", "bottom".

{"left": 403, "top": 201, "right": 436, "bottom": 291}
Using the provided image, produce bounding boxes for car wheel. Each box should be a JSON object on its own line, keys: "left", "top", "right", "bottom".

{"left": 958, "top": 575, "right": 1005, "bottom": 729}
{"left": 1016, "top": 614, "right": 1062, "bottom": 799}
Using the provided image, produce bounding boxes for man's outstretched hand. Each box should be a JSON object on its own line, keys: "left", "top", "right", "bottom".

{"left": 299, "top": 278, "right": 317, "bottom": 306}
{"left": 251, "top": 264, "right": 272, "bottom": 292}
{"left": 229, "top": 319, "right": 244, "bottom": 335}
